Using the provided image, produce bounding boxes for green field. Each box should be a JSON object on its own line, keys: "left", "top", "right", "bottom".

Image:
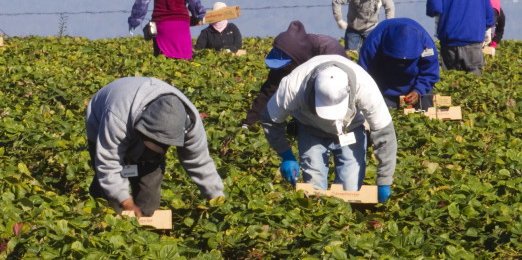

{"left": 1, "top": 36, "right": 522, "bottom": 259}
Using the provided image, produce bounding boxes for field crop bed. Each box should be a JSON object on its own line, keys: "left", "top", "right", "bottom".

{"left": 1, "top": 36, "right": 522, "bottom": 259}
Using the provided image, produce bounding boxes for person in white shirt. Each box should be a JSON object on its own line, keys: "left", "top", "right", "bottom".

{"left": 260, "top": 55, "right": 397, "bottom": 203}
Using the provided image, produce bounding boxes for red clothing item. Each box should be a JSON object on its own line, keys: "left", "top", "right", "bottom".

{"left": 129, "top": 0, "right": 205, "bottom": 28}
{"left": 152, "top": 0, "right": 190, "bottom": 22}
{"left": 156, "top": 20, "right": 193, "bottom": 59}
{"left": 490, "top": 0, "right": 500, "bottom": 13}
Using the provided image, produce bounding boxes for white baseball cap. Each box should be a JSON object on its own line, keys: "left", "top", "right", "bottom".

{"left": 314, "top": 66, "right": 349, "bottom": 120}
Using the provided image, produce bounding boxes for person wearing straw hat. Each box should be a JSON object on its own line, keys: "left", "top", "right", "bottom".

{"left": 358, "top": 18, "right": 440, "bottom": 111}
{"left": 194, "top": 2, "right": 242, "bottom": 53}
{"left": 260, "top": 54, "right": 397, "bottom": 203}
{"left": 86, "top": 77, "right": 225, "bottom": 217}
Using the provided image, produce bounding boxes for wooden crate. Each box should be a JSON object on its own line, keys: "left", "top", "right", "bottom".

{"left": 296, "top": 183, "right": 378, "bottom": 204}
{"left": 121, "top": 210, "right": 172, "bottom": 230}
{"left": 233, "top": 49, "right": 246, "bottom": 56}
{"left": 424, "top": 106, "right": 462, "bottom": 120}
{"left": 483, "top": 46, "right": 495, "bottom": 56}
{"left": 191, "top": 6, "right": 241, "bottom": 26}
{"left": 404, "top": 94, "right": 462, "bottom": 120}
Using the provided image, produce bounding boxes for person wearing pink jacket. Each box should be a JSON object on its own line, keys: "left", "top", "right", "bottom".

{"left": 488, "top": 0, "right": 505, "bottom": 49}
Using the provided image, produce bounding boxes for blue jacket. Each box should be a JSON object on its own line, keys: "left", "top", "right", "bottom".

{"left": 426, "top": 0, "right": 495, "bottom": 46}
{"left": 358, "top": 18, "right": 439, "bottom": 97}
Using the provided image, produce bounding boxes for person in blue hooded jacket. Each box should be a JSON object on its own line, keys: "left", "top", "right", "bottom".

{"left": 358, "top": 18, "right": 439, "bottom": 111}
{"left": 426, "top": 0, "right": 495, "bottom": 76}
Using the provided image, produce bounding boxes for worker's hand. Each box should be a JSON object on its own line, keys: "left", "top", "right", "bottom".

{"left": 378, "top": 185, "right": 391, "bottom": 203}
{"left": 279, "top": 149, "right": 300, "bottom": 185}
{"left": 129, "top": 25, "right": 136, "bottom": 36}
{"left": 337, "top": 20, "right": 348, "bottom": 30}
{"left": 405, "top": 91, "right": 419, "bottom": 106}
{"left": 121, "top": 198, "right": 142, "bottom": 217}
{"left": 483, "top": 28, "right": 492, "bottom": 47}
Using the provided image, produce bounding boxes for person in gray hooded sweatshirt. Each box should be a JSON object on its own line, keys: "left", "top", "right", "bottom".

{"left": 86, "top": 77, "right": 225, "bottom": 217}
{"left": 332, "top": 0, "right": 395, "bottom": 52}
{"left": 242, "top": 20, "right": 348, "bottom": 127}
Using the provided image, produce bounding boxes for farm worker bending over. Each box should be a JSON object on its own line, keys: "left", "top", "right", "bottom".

{"left": 332, "top": 0, "right": 395, "bottom": 52}
{"left": 194, "top": 2, "right": 243, "bottom": 53}
{"left": 426, "top": 0, "right": 495, "bottom": 76}
{"left": 242, "top": 20, "right": 348, "bottom": 128}
{"left": 260, "top": 55, "right": 397, "bottom": 203}
{"left": 86, "top": 77, "right": 225, "bottom": 217}
{"left": 358, "top": 18, "right": 440, "bottom": 111}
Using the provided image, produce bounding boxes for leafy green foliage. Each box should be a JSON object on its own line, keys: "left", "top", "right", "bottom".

{"left": 1, "top": 36, "right": 522, "bottom": 259}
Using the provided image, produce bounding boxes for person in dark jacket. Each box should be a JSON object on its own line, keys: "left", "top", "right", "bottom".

{"left": 488, "top": 0, "right": 505, "bottom": 50}
{"left": 194, "top": 2, "right": 242, "bottom": 53}
{"left": 490, "top": 8, "right": 505, "bottom": 49}
{"left": 358, "top": 18, "right": 440, "bottom": 111}
{"left": 128, "top": 0, "right": 206, "bottom": 59}
{"left": 242, "top": 20, "right": 348, "bottom": 127}
{"left": 427, "top": 0, "right": 495, "bottom": 76}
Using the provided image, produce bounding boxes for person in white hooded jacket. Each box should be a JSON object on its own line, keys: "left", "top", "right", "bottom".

{"left": 260, "top": 55, "right": 397, "bottom": 203}
{"left": 86, "top": 77, "right": 225, "bottom": 217}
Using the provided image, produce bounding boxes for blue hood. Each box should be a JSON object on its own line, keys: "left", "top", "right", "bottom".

{"left": 381, "top": 24, "right": 424, "bottom": 60}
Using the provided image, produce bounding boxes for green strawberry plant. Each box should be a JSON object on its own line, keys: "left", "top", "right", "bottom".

{"left": 1, "top": 35, "right": 522, "bottom": 259}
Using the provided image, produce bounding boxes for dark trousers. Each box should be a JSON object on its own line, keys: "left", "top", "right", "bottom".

{"left": 88, "top": 142, "right": 165, "bottom": 216}
{"left": 440, "top": 43, "right": 485, "bottom": 76}
{"left": 153, "top": 38, "right": 161, "bottom": 57}
{"left": 383, "top": 89, "right": 435, "bottom": 111}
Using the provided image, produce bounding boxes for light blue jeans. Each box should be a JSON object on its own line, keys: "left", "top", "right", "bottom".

{"left": 297, "top": 124, "right": 367, "bottom": 191}
{"left": 344, "top": 28, "right": 372, "bottom": 51}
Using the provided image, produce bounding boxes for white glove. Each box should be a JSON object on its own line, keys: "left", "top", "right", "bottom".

{"left": 337, "top": 20, "right": 348, "bottom": 30}
{"left": 129, "top": 25, "right": 136, "bottom": 36}
{"left": 483, "top": 28, "right": 492, "bottom": 47}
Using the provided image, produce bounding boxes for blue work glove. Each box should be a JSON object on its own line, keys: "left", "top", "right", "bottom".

{"left": 378, "top": 185, "right": 391, "bottom": 203}
{"left": 279, "top": 149, "right": 300, "bottom": 185}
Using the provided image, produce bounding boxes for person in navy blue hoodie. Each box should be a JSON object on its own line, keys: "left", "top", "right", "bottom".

{"left": 427, "top": 0, "right": 495, "bottom": 76}
{"left": 358, "top": 18, "right": 439, "bottom": 111}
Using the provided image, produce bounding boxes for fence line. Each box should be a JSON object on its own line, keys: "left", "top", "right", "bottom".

{"left": 0, "top": 1, "right": 425, "bottom": 17}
